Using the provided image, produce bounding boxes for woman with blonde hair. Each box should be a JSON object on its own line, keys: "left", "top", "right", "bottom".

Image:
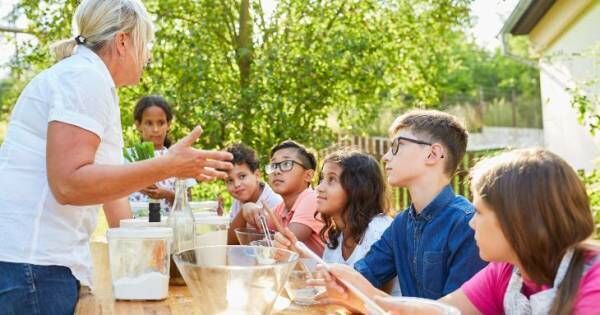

{"left": 315, "top": 148, "right": 600, "bottom": 314}
{"left": 0, "top": 0, "right": 232, "bottom": 313}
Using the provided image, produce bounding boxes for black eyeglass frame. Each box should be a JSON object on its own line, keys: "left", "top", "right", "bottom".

{"left": 391, "top": 136, "right": 433, "bottom": 155}
{"left": 265, "top": 159, "right": 307, "bottom": 174}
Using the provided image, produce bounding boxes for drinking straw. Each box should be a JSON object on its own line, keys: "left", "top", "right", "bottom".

{"left": 261, "top": 201, "right": 285, "bottom": 233}
{"left": 257, "top": 214, "right": 272, "bottom": 247}
{"left": 260, "top": 202, "right": 317, "bottom": 292}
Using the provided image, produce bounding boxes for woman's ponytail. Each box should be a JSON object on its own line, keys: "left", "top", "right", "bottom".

{"left": 50, "top": 38, "right": 78, "bottom": 61}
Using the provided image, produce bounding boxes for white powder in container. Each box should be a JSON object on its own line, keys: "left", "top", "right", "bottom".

{"left": 113, "top": 272, "right": 169, "bottom": 300}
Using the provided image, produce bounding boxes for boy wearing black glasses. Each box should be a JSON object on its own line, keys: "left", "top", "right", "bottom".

{"left": 318, "top": 110, "right": 486, "bottom": 308}
{"left": 228, "top": 140, "right": 325, "bottom": 256}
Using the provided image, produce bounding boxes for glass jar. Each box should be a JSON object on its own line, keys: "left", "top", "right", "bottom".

{"left": 167, "top": 179, "right": 196, "bottom": 285}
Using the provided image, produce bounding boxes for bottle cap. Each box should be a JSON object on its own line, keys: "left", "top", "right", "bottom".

{"left": 149, "top": 202, "right": 161, "bottom": 222}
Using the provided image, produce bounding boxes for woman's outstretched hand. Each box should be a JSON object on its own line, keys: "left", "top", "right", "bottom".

{"left": 166, "top": 126, "right": 233, "bottom": 181}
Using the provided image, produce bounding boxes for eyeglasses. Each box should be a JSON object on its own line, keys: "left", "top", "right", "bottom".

{"left": 390, "top": 136, "right": 432, "bottom": 155}
{"left": 265, "top": 160, "right": 307, "bottom": 175}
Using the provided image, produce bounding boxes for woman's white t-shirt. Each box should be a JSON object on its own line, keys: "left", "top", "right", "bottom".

{"left": 0, "top": 46, "right": 122, "bottom": 286}
{"left": 323, "top": 214, "right": 402, "bottom": 296}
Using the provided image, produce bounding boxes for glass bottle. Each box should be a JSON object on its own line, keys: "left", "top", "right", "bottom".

{"left": 167, "top": 179, "right": 195, "bottom": 285}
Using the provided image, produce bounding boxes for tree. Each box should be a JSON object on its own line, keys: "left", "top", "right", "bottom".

{"left": 5, "top": 0, "right": 472, "bottom": 159}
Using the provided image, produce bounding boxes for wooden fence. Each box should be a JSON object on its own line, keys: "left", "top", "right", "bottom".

{"left": 320, "top": 134, "right": 493, "bottom": 211}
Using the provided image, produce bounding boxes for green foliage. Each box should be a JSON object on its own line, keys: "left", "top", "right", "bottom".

{"left": 365, "top": 34, "right": 542, "bottom": 135}
{"left": 569, "top": 87, "right": 600, "bottom": 135}
{"left": 123, "top": 141, "right": 155, "bottom": 162}
{"left": 581, "top": 169, "right": 600, "bottom": 239}
{"left": 439, "top": 36, "right": 541, "bottom": 131}
{"left": 0, "top": 76, "right": 28, "bottom": 123}
{"left": 6, "top": 0, "right": 472, "bottom": 164}
{"left": 544, "top": 43, "right": 600, "bottom": 134}
{"left": 190, "top": 180, "right": 233, "bottom": 212}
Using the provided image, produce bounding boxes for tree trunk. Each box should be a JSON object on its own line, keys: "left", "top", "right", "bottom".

{"left": 237, "top": 0, "right": 253, "bottom": 136}
{"left": 237, "top": 0, "right": 252, "bottom": 89}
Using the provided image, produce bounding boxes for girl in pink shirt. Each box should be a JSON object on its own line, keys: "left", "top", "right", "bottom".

{"left": 324, "top": 149, "right": 600, "bottom": 314}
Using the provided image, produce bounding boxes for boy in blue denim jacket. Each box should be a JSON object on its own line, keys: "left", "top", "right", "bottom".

{"left": 357, "top": 110, "right": 486, "bottom": 299}
{"left": 318, "top": 110, "right": 486, "bottom": 306}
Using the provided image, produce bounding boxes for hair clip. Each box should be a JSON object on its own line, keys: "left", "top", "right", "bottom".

{"left": 74, "top": 35, "right": 87, "bottom": 45}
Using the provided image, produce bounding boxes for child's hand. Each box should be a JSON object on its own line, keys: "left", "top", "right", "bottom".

{"left": 308, "top": 263, "right": 364, "bottom": 312}
{"left": 240, "top": 202, "right": 265, "bottom": 229}
{"left": 140, "top": 184, "right": 159, "bottom": 197}
{"left": 309, "top": 263, "right": 350, "bottom": 296}
{"left": 273, "top": 227, "right": 299, "bottom": 253}
{"left": 369, "top": 296, "right": 444, "bottom": 315}
{"left": 308, "top": 263, "right": 384, "bottom": 313}
{"left": 140, "top": 185, "right": 173, "bottom": 201}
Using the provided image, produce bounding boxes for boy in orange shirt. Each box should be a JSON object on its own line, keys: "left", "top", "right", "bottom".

{"left": 228, "top": 140, "right": 325, "bottom": 256}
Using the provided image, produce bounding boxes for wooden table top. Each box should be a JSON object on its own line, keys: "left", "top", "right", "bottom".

{"left": 75, "top": 241, "right": 349, "bottom": 315}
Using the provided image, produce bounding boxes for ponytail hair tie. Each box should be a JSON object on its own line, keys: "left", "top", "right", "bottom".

{"left": 74, "top": 35, "right": 87, "bottom": 45}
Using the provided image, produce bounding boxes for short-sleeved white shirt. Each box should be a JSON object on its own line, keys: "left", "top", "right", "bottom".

{"left": 323, "top": 214, "right": 402, "bottom": 296}
{"left": 228, "top": 183, "right": 282, "bottom": 218}
{"left": 0, "top": 46, "right": 123, "bottom": 286}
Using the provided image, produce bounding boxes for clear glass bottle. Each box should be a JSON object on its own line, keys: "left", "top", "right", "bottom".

{"left": 167, "top": 179, "right": 195, "bottom": 285}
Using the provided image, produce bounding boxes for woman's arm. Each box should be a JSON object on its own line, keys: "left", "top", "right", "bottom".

{"left": 47, "top": 122, "right": 232, "bottom": 205}
{"left": 103, "top": 197, "right": 132, "bottom": 228}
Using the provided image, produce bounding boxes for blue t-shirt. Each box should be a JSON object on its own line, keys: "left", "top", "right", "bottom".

{"left": 354, "top": 185, "right": 487, "bottom": 299}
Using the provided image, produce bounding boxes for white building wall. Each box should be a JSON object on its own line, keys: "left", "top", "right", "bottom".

{"left": 538, "top": 2, "right": 600, "bottom": 172}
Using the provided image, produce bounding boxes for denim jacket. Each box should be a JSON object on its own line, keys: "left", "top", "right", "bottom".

{"left": 354, "top": 185, "right": 487, "bottom": 299}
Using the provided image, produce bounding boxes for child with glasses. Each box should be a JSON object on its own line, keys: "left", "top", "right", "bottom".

{"left": 222, "top": 143, "right": 282, "bottom": 219}
{"left": 273, "top": 150, "right": 402, "bottom": 296}
{"left": 317, "top": 149, "right": 600, "bottom": 314}
{"left": 314, "top": 110, "right": 486, "bottom": 310}
{"left": 228, "top": 140, "right": 325, "bottom": 256}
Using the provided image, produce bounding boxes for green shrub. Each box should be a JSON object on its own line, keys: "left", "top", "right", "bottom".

{"left": 581, "top": 169, "right": 600, "bottom": 239}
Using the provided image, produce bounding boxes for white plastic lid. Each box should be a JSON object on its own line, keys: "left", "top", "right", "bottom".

{"left": 129, "top": 201, "right": 149, "bottom": 208}
{"left": 107, "top": 227, "right": 173, "bottom": 239}
{"left": 120, "top": 218, "right": 167, "bottom": 228}
{"left": 189, "top": 200, "right": 218, "bottom": 210}
{"left": 194, "top": 215, "right": 230, "bottom": 225}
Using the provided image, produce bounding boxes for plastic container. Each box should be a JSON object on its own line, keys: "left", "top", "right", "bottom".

{"left": 195, "top": 215, "right": 230, "bottom": 246}
{"left": 120, "top": 217, "right": 166, "bottom": 228}
{"left": 107, "top": 227, "right": 173, "bottom": 300}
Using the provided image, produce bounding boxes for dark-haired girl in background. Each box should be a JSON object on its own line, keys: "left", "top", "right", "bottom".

{"left": 128, "top": 95, "right": 196, "bottom": 210}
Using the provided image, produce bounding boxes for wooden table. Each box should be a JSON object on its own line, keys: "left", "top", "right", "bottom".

{"left": 75, "top": 241, "right": 349, "bottom": 315}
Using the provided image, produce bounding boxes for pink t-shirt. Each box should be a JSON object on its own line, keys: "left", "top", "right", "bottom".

{"left": 462, "top": 255, "right": 600, "bottom": 315}
{"left": 269, "top": 188, "right": 325, "bottom": 256}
